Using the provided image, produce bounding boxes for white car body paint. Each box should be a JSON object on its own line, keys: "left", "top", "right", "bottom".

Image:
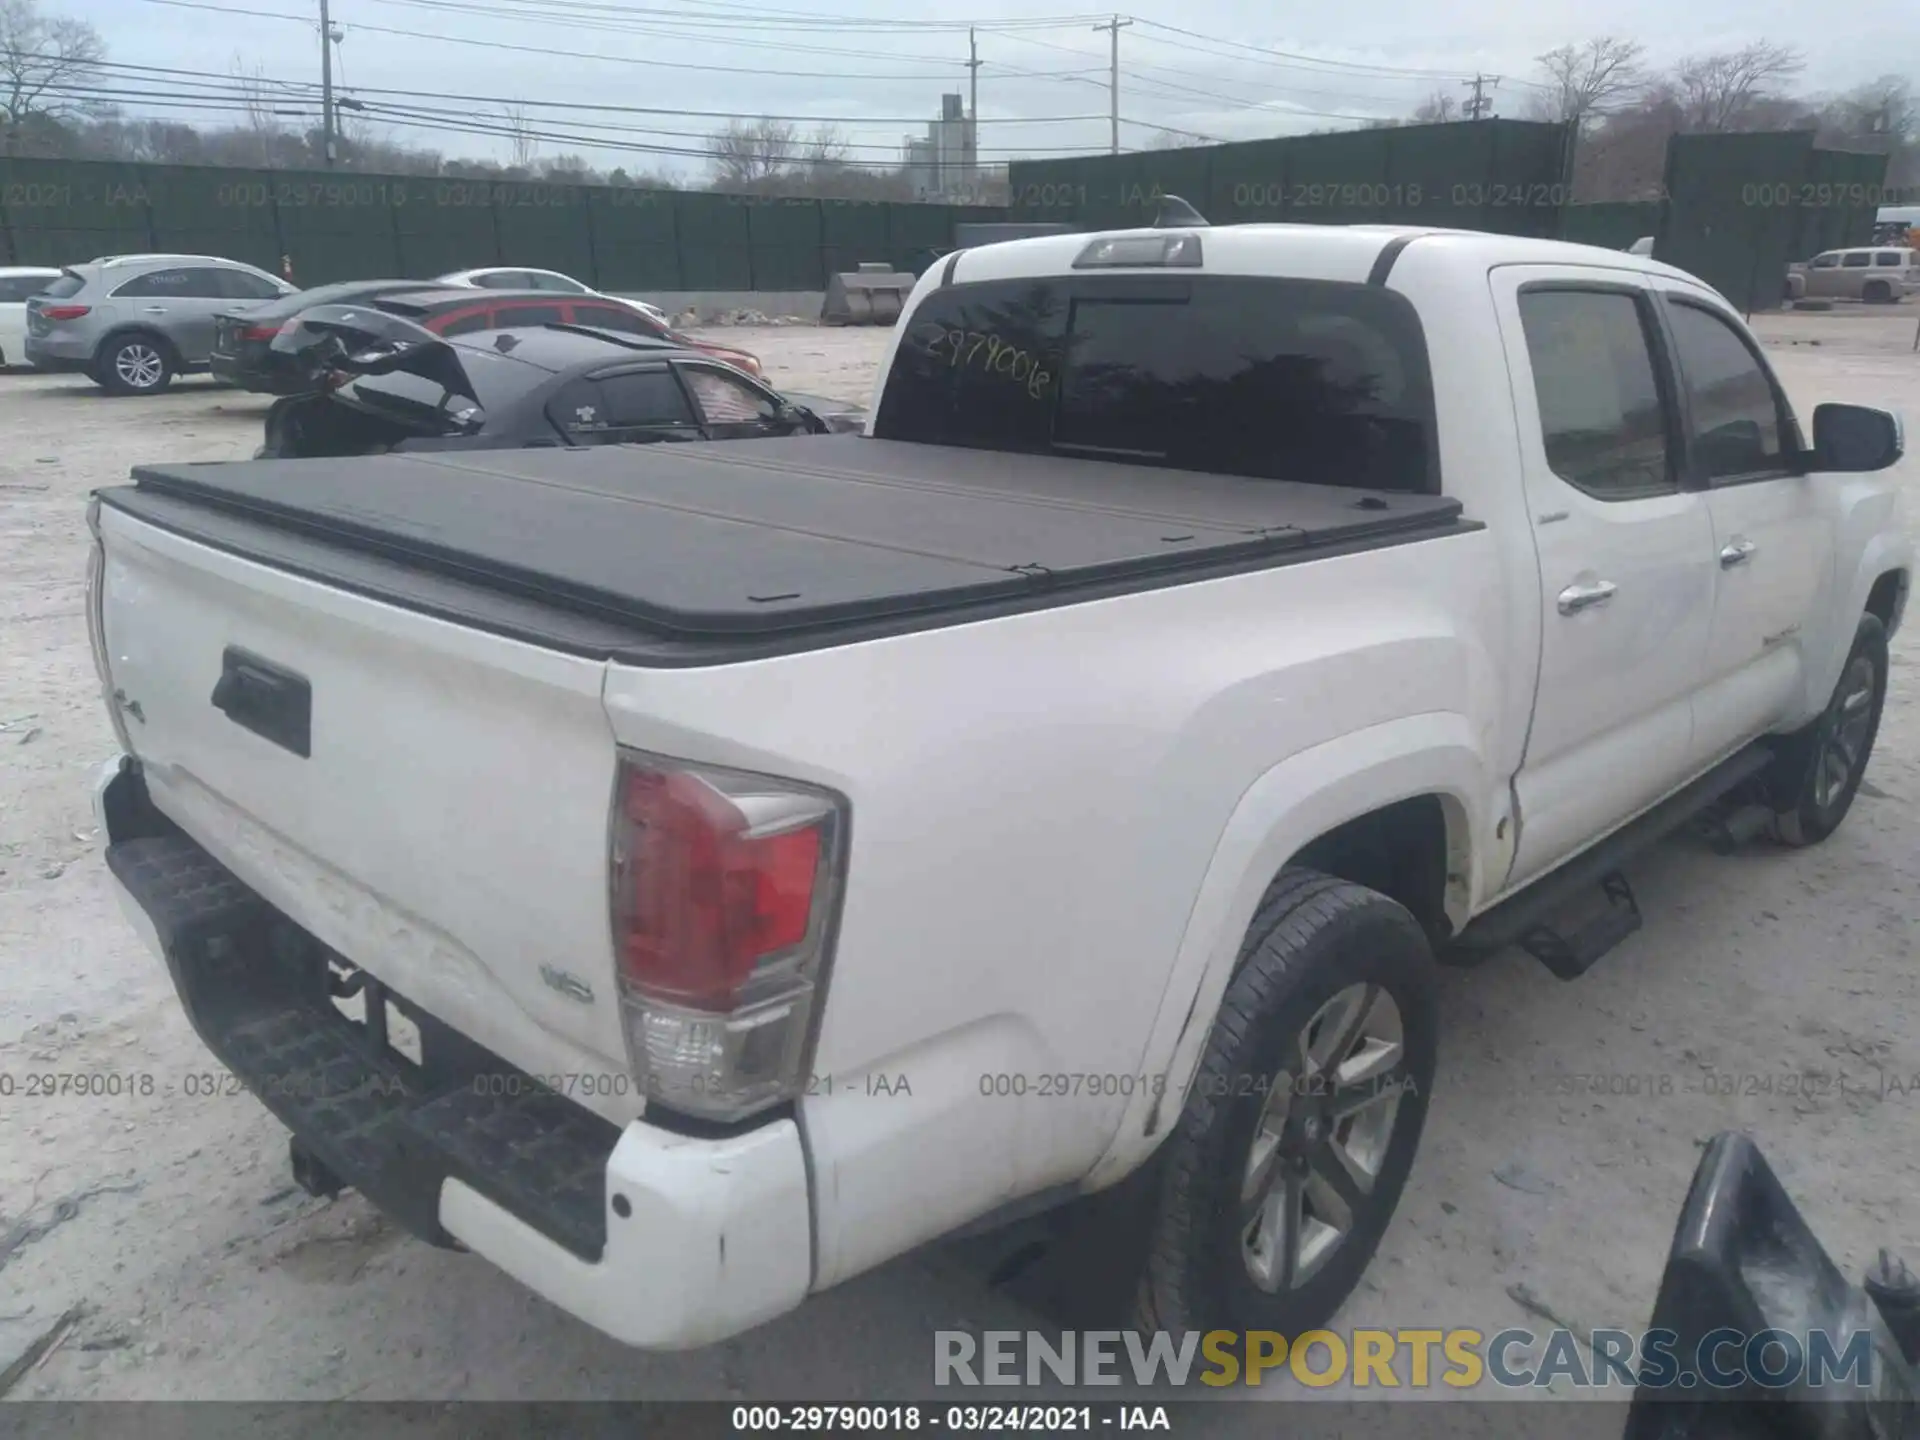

{"left": 93, "top": 224, "right": 1912, "bottom": 1347}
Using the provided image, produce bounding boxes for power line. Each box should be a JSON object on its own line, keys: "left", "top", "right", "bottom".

{"left": 132, "top": 0, "right": 1097, "bottom": 82}
{"left": 21, "top": 52, "right": 1105, "bottom": 125}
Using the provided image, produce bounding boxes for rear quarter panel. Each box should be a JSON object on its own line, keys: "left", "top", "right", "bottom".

{"left": 601, "top": 524, "right": 1510, "bottom": 1288}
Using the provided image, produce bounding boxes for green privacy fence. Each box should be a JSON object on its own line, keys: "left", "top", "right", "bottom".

{"left": 1008, "top": 119, "right": 1575, "bottom": 237}
{"left": 1656, "top": 133, "right": 1889, "bottom": 314}
{"left": 0, "top": 158, "right": 1009, "bottom": 289}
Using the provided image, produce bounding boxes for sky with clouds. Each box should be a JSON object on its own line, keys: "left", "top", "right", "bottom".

{"left": 52, "top": 0, "right": 1919, "bottom": 176}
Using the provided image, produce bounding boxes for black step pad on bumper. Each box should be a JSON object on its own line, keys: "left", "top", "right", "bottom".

{"left": 106, "top": 830, "right": 620, "bottom": 1261}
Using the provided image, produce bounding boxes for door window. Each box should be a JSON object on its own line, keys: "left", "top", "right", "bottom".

{"left": 683, "top": 365, "right": 782, "bottom": 429}
{"left": 0, "top": 275, "right": 54, "bottom": 301}
{"left": 1516, "top": 288, "right": 1676, "bottom": 500}
{"left": 113, "top": 266, "right": 225, "bottom": 298}
{"left": 570, "top": 302, "right": 657, "bottom": 335}
{"left": 472, "top": 271, "right": 529, "bottom": 289}
{"left": 1841, "top": 252, "right": 1872, "bottom": 269}
{"left": 530, "top": 271, "right": 589, "bottom": 293}
{"left": 433, "top": 308, "right": 494, "bottom": 336}
{"left": 492, "top": 302, "right": 566, "bottom": 328}
{"left": 1872, "top": 251, "right": 1905, "bottom": 267}
{"left": 218, "top": 268, "right": 287, "bottom": 300}
{"left": 548, "top": 368, "right": 696, "bottom": 443}
{"left": 1809, "top": 253, "right": 1839, "bottom": 269}
{"left": 1664, "top": 300, "right": 1792, "bottom": 482}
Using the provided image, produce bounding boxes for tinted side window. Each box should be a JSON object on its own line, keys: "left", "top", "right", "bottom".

{"left": 220, "top": 269, "right": 285, "bottom": 300}
{"left": 1517, "top": 289, "right": 1675, "bottom": 500}
{"left": 571, "top": 302, "right": 654, "bottom": 335}
{"left": 532, "top": 272, "right": 587, "bottom": 293}
{"left": 0, "top": 276, "right": 50, "bottom": 301}
{"left": 473, "top": 271, "right": 527, "bottom": 289}
{"left": 875, "top": 276, "right": 1436, "bottom": 492}
{"left": 494, "top": 302, "right": 566, "bottom": 327}
{"left": 1810, "top": 253, "right": 1839, "bottom": 268}
{"left": 113, "top": 267, "right": 198, "bottom": 298}
{"left": 1665, "top": 301, "right": 1789, "bottom": 481}
{"left": 1842, "top": 252, "right": 1872, "bottom": 268}
{"left": 1874, "top": 251, "right": 1903, "bottom": 267}
{"left": 599, "top": 370, "right": 694, "bottom": 427}
{"left": 436, "top": 309, "right": 494, "bottom": 336}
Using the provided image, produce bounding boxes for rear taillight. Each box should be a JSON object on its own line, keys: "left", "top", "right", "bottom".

{"left": 610, "top": 749, "right": 847, "bottom": 1123}
{"left": 41, "top": 305, "right": 90, "bottom": 321}
{"left": 239, "top": 323, "right": 283, "bottom": 342}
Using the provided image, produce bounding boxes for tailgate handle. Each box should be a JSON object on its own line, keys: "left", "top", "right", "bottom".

{"left": 211, "top": 647, "right": 312, "bottom": 758}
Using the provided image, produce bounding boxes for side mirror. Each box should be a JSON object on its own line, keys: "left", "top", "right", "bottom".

{"left": 1812, "top": 403, "right": 1904, "bottom": 473}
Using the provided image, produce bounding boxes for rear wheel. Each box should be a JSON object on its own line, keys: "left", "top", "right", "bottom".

{"left": 98, "top": 335, "right": 174, "bottom": 395}
{"left": 1766, "top": 614, "right": 1889, "bottom": 847}
{"left": 1135, "top": 870, "right": 1438, "bottom": 1337}
{"left": 1863, "top": 280, "right": 1895, "bottom": 305}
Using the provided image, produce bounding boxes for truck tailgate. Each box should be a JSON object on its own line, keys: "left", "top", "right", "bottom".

{"left": 94, "top": 502, "right": 635, "bottom": 1114}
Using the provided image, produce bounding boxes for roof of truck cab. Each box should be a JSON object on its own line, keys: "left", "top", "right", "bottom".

{"left": 942, "top": 223, "right": 1704, "bottom": 291}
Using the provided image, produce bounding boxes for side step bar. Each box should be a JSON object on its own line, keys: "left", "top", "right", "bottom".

{"left": 1445, "top": 744, "right": 1775, "bottom": 979}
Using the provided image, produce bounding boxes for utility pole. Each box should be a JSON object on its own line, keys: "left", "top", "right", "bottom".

{"left": 1094, "top": 15, "right": 1131, "bottom": 155}
{"left": 1462, "top": 73, "right": 1499, "bottom": 120}
{"left": 966, "top": 26, "right": 981, "bottom": 126}
{"left": 319, "top": 0, "right": 336, "bottom": 166}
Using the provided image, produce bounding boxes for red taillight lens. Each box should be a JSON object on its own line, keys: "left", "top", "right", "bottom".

{"left": 41, "top": 305, "right": 90, "bottom": 321}
{"left": 609, "top": 751, "right": 847, "bottom": 1122}
{"left": 614, "top": 766, "right": 825, "bottom": 1010}
{"left": 239, "top": 323, "right": 283, "bottom": 342}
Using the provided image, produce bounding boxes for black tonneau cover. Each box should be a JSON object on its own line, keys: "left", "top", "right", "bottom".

{"left": 104, "top": 435, "right": 1468, "bottom": 659}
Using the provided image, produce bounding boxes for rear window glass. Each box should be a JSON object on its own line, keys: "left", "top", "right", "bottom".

{"left": 874, "top": 275, "right": 1437, "bottom": 493}
{"left": 39, "top": 271, "right": 85, "bottom": 299}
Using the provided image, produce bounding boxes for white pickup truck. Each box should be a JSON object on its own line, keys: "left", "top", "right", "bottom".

{"left": 89, "top": 218, "right": 1910, "bottom": 1350}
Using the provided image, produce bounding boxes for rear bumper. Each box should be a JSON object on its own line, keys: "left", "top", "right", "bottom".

{"left": 24, "top": 334, "right": 90, "bottom": 370}
{"left": 93, "top": 754, "right": 813, "bottom": 1350}
{"left": 211, "top": 348, "right": 301, "bottom": 394}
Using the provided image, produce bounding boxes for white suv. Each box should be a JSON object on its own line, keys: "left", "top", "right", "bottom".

{"left": 1788, "top": 247, "right": 1919, "bottom": 303}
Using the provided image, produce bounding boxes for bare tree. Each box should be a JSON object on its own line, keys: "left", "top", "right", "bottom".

{"left": 1824, "top": 75, "right": 1916, "bottom": 143}
{"left": 1412, "top": 89, "right": 1458, "bottom": 123}
{"left": 800, "top": 123, "right": 850, "bottom": 171}
{"left": 229, "top": 56, "right": 287, "bottom": 166}
{"left": 707, "top": 116, "right": 797, "bottom": 187}
{"left": 1528, "top": 37, "right": 1645, "bottom": 129}
{"left": 1665, "top": 41, "right": 1804, "bottom": 132}
{"left": 501, "top": 103, "right": 538, "bottom": 170}
{"left": 0, "top": 0, "right": 106, "bottom": 153}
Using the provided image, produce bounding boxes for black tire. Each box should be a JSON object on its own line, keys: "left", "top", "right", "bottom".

{"left": 1135, "top": 869, "right": 1439, "bottom": 1337}
{"left": 96, "top": 333, "right": 175, "bottom": 396}
{"left": 1863, "top": 281, "right": 1894, "bottom": 305}
{"left": 1765, "top": 614, "right": 1889, "bottom": 848}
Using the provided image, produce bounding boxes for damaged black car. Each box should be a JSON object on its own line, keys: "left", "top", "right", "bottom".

{"left": 257, "top": 305, "right": 866, "bottom": 460}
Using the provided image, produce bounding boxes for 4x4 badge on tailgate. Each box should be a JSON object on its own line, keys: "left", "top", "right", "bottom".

{"left": 539, "top": 965, "right": 594, "bottom": 1004}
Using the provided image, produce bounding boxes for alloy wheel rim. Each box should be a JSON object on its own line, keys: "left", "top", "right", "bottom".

{"left": 1814, "top": 655, "right": 1877, "bottom": 811}
{"left": 116, "top": 345, "right": 163, "bottom": 389}
{"left": 1240, "top": 983, "right": 1409, "bottom": 1293}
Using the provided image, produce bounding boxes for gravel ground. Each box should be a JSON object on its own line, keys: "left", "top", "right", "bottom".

{"left": 1, "top": 310, "right": 1917, "bottom": 1418}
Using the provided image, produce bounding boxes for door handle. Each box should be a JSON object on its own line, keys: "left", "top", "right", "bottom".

{"left": 1720, "top": 539, "right": 1757, "bottom": 568}
{"left": 141, "top": 306, "right": 168, "bottom": 314}
{"left": 1557, "top": 579, "right": 1618, "bottom": 616}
